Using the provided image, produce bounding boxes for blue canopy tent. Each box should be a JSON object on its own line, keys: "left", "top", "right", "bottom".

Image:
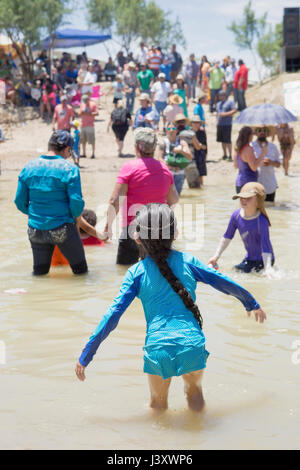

{"left": 40, "top": 29, "right": 112, "bottom": 49}
{"left": 39, "top": 29, "right": 112, "bottom": 79}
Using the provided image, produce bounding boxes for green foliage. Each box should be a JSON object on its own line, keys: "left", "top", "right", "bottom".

{"left": 0, "top": 0, "right": 71, "bottom": 78}
{"left": 86, "top": 0, "right": 114, "bottom": 31}
{"left": 228, "top": 0, "right": 283, "bottom": 80}
{"left": 257, "top": 23, "right": 283, "bottom": 74}
{"left": 87, "top": 0, "right": 186, "bottom": 52}
{"left": 228, "top": 0, "right": 268, "bottom": 80}
{"left": 228, "top": 1, "right": 267, "bottom": 50}
{"left": 42, "top": 0, "right": 72, "bottom": 38}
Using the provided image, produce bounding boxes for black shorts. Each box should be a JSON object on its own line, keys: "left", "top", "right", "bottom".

{"left": 194, "top": 149, "right": 207, "bottom": 176}
{"left": 112, "top": 123, "right": 129, "bottom": 141}
{"left": 217, "top": 125, "right": 232, "bottom": 144}
{"left": 116, "top": 226, "right": 140, "bottom": 265}
{"left": 265, "top": 192, "right": 276, "bottom": 202}
{"left": 28, "top": 223, "right": 88, "bottom": 275}
{"left": 235, "top": 257, "right": 274, "bottom": 273}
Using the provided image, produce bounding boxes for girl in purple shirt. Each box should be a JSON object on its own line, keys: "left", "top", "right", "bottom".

{"left": 208, "top": 182, "right": 274, "bottom": 273}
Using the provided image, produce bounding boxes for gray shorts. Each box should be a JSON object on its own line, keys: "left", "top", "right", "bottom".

{"left": 81, "top": 126, "right": 95, "bottom": 145}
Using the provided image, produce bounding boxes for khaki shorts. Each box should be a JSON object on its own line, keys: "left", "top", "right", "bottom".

{"left": 81, "top": 127, "right": 95, "bottom": 145}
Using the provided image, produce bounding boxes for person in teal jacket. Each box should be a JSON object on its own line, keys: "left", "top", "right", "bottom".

{"left": 76, "top": 203, "right": 266, "bottom": 412}
{"left": 15, "top": 130, "right": 88, "bottom": 275}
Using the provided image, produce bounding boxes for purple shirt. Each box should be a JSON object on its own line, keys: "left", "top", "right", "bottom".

{"left": 223, "top": 209, "right": 274, "bottom": 261}
{"left": 236, "top": 153, "right": 258, "bottom": 187}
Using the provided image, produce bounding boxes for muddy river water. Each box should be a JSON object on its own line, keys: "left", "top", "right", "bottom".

{"left": 0, "top": 165, "right": 299, "bottom": 450}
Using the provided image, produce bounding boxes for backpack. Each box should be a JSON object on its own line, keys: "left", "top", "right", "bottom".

{"left": 111, "top": 107, "right": 128, "bottom": 126}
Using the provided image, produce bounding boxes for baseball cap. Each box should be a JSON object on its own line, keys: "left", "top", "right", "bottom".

{"left": 158, "top": 72, "right": 166, "bottom": 79}
{"left": 134, "top": 128, "right": 157, "bottom": 154}
{"left": 60, "top": 94, "right": 67, "bottom": 101}
{"left": 49, "top": 130, "right": 74, "bottom": 149}
{"left": 232, "top": 182, "right": 266, "bottom": 200}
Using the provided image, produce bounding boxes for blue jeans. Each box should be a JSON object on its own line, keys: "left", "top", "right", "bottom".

{"left": 186, "top": 77, "right": 197, "bottom": 99}
{"left": 154, "top": 100, "right": 167, "bottom": 116}
{"left": 173, "top": 173, "right": 185, "bottom": 195}
{"left": 237, "top": 89, "right": 246, "bottom": 111}
{"left": 126, "top": 90, "right": 136, "bottom": 113}
{"left": 210, "top": 88, "right": 220, "bottom": 113}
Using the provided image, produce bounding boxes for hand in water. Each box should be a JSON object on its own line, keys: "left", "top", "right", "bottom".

{"left": 75, "top": 362, "right": 86, "bottom": 381}
{"left": 247, "top": 308, "right": 267, "bottom": 323}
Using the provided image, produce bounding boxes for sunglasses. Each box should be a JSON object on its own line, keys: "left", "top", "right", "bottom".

{"left": 255, "top": 127, "right": 269, "bottom": 133}
{"left": 167, "top": 126, "right": 177, "bottom": 131}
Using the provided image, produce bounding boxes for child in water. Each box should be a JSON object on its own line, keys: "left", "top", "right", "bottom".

{"left": 75, "top": 203, "right": 266, "bottom": 412}
{"left": 208, "top": 182, "right": 274, "bottom": 274}
{"left": 51, "top": 209, "right": 106, "bottom": 266}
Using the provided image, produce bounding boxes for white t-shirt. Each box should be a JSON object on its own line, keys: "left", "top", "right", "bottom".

{"left": 252, "top": 140, "right": 282, "bottom": 194}
{"left": 151, "top": 81, "right": 172, "bottom": 102}
{"left": 81, "top": 71, "right": 97, "bottom": 95}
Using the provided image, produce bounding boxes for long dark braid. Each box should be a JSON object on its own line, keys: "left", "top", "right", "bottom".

{"left": 135, "top": 204, "right": 203, "bottom": 329}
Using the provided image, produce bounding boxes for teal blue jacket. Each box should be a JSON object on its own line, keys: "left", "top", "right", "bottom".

{"left": 14, "top": 155, "right": 84, "bottom": 230}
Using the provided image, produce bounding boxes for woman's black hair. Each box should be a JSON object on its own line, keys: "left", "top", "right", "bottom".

{"left": 236, "top": 126, "right": 253, "bottom": 152}
{"left": 135, "top": 203, "right": 203, "bottom": 329}
{"left": 48, "top": 130, "right": 74, "bottom": 153}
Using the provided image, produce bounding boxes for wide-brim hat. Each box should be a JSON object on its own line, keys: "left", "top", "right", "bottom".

{"left": 252, "top": 125, "right": 274, "bottom": 136}
{"left": 139, "top": 93, "right": 151, "bottom": 102}
{"left": 191, "top": 115, "right": 204, "bottom": 123}
{"left": 169, "top": 94, "right": 184, "bottom": 105}
{"left": 174, "top": 113, "right": 189, "bottom": 123}
{"left": 197, "top": 91, "right": 206, "bottom": 101}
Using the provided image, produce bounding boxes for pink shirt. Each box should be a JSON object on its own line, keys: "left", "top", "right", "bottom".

{"left": 117, "top": 157, "right": 174, "bottom": 227}
{"left": 80, "top": 101, "right": 98, "bottom": 128}
{"left": 54, "top": 103, "right": 74, "bottom": 130}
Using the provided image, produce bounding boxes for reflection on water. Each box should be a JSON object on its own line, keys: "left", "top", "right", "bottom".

{"left": 0, "top": 168, "right": 300, "bottom": 450}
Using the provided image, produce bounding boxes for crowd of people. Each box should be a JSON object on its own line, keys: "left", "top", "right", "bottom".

{"left": 8, "top": 41, "right": 297, "bottom": 413}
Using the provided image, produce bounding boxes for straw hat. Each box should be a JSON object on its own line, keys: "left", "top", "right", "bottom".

{"left": 139, "top": 92, "right": 151, "bottom": 102}
{"left": 197, "top": 91, "right": 206, "bottom": 101}
{"left": 169, "top": 94, "right": 184, "bottom": 105}
{"left": 191, "top": 115, "right": 204, "bottom": 123}
{"left": 174, "top": 113, "right": 188, "bottom": 122}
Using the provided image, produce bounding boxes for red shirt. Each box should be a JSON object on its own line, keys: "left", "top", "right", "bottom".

{"left": 233, "top": 64, "right": 248, "bottom": 90}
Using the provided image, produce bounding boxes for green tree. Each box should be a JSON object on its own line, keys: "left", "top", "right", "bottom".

{"left": 141, "top": 1, "right": 186, "bottom": 50}
{"left": 228, "top": 0, "right": 267, "bottom": 81}
{"left": 0, "top": 0, "right": 71, "bottom": 79}
{"left": 87, "top": 0, "right": 186, "bottom": 53}
{"left": 257, "top": 23, "right": 283, "bottom": 75}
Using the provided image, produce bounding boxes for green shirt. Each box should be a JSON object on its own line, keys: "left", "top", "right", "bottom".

{"left": 209, "top": 67, "right": 224, "bottom": 90}
{"left": 137, "top": 69, "right": 154, "bottom": 91}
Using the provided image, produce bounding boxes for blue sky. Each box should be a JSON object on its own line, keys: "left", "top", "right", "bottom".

{"left": 65, "top": 0, "right": 300, "bottom": 82}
